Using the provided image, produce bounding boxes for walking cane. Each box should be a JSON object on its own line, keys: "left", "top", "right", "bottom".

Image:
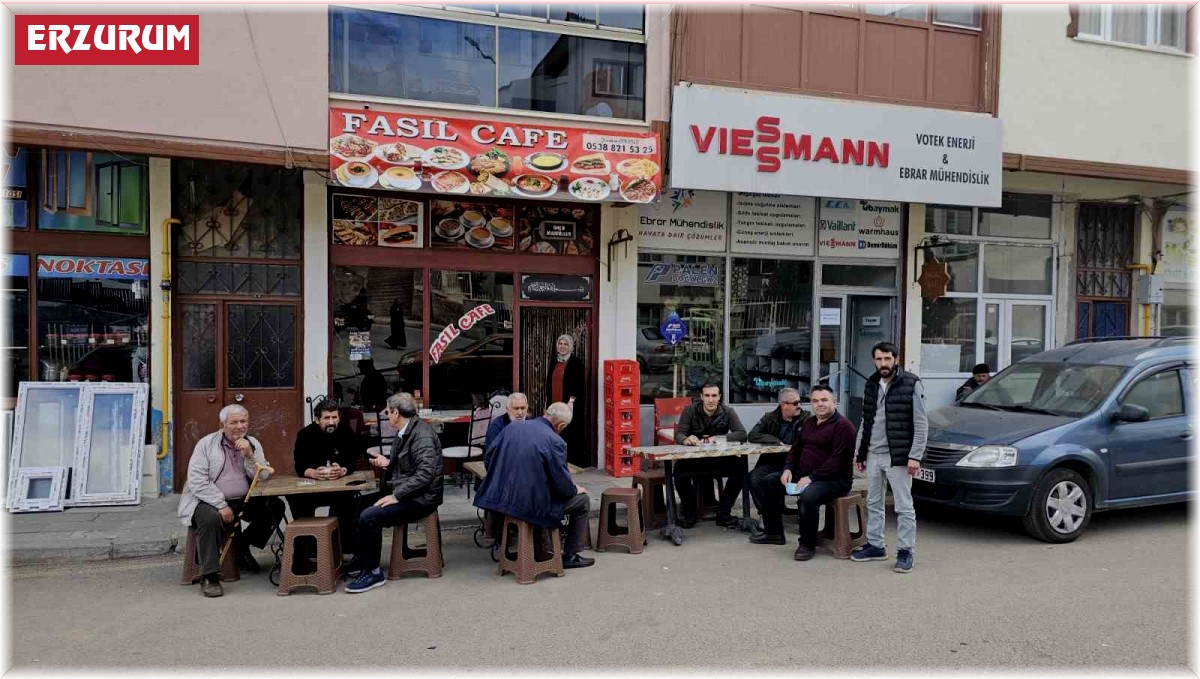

{"left": 218, "top": 461, "right": 274, "bottom": 566}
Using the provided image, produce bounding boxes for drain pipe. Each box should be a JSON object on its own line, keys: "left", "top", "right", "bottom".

{"left": 158, "top": 218, "right": 181, "bottom": 460}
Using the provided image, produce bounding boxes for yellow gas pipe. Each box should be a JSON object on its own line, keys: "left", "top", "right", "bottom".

{"left": 158, "top": 218, "right": 181, "bottom": 460}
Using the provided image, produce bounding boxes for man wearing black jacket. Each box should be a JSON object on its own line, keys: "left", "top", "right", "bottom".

{"left": 750, "top": 385, "right": 855, "bottom": 559}
{"left": 746, "top": 388, "right": 808, "bottom": 537}
{"left": 290, "top": 400, "right": 364, "bottom": 557}
{"left": 345, "top": 392, "right": 443, "bottom": 594}
{"left": 674, "top": 383, "right": 747, "bottom": 528}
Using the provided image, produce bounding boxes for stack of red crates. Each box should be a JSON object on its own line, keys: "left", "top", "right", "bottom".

{"left": 603, "top": 359, "right": 640, "bottom": 478}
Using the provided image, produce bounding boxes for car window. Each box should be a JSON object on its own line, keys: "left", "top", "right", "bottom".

{"left": 964, "top": 362, "right": 1125, "bottom": 417}
{"left": 641, "top": 328, "right": 662, "bottom": 341}
{"left": 1120, "top": 369, "right": 1185, "bottom": 419}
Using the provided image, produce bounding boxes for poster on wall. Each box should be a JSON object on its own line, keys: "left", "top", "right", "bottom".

{"left": 329, "top": 107, "right": 662, "bottom": 204}
{"left": 817, "top": 199, "right": 902, "bottom": 259}
{"left": 731, "top": 193, "right": 816, "bottom": 256}
{"left": 430, "top": 200, "right": 516, "bottom": 252}
{"left": 637, "top": 188, "right": 728, "bottom": 252}
{"left": 347, "top": 331, "right": 371, "bottom": 361}
{"left": 1160, "top": 207, "right": 1193, "bottom": 284}
{"left": 331, "top": 193, "right": 423, "bottom": 248}
{"left": 518, "top": 204, "right": 595, "bottom": 255}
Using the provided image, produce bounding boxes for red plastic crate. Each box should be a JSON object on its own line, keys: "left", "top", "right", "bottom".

{"left": 604, "top": 359, "right": 638, "bottom": 376}
{"left": 603, "top": 387, "right": 638, "bottom": 408}
{"left": 604, "top": 414, "right": 638, "bottom": 435}
{"left": 605, "top": 451, "right": 640, "bottom": 478}
{"left": 603, "top": 429, "right": 638, "bottom": 451}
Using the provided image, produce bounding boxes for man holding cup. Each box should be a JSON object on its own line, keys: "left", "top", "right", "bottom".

{"left": 290, "top": 399, "right": 365, "bottom": 559}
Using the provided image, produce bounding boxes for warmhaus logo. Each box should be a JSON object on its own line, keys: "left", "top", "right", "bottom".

{"left": 14, "top": 15, "right": 199, "bottom": 66}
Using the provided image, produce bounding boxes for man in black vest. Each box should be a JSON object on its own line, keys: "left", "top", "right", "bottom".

{"left": 851, "top": 341, "right": 927, "bottom": 574}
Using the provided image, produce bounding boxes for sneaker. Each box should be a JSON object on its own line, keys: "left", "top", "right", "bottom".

{"left": 793, "top": 543, "right": 816, "bottom": 561}
{"left": 894, "top": 549, "right": 914, "bottom": 573}
{"left": 715, "top": 513, "right": 740, "bottom": 528}
{"left": 562, "top": 553, "right": 595, "bottom": 569}
{"left": 200, "top": 578, "right": 224, "bottom": 598}
{"left": 748, "top": 531, "right": 786, "bottom": 545}
{"left": 345, "top": 569, "right": 386, "bottom": 594}
{"left": 850, "top": 543, "right": 888, "bottom": 562}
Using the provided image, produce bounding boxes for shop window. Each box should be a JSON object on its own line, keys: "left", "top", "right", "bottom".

{"left": 330, "top": 7, "right": 647, "bottom": 120}
{"left": 978, "top": 193, "right": 1052, "bottom": 240}
{"left": 983, "top": 245, "right": 1054, "bottom": 295}
{"left": 41, "top": 150, "right": 91, "bottom": 216}
{"left": 95, "top": 161, "right": 145, "bottom": 230}
{"left": 3, "top": 147, "right": 31, "bottom": 229}
{"left": 331, "top": 266, "right": 426, "bottom": 413}
{"left": 4, "top": 254, "right": 30, "bottom": 397}
{"left": 730, "top": 259, "right": 814, "bottom": 404}
{"left": 173, "top": 159, "right": 303, "bottom": 259}
{"left": 429, "top": 271, "right": 514, "bottom": 408}
{"left": 821, "top": 264, "right": 896, "bottom": 288}
{"left": 920, "top": 297, "right": 977, "bottom": 374}
{"left": 941, "top": 243, "right": 980, "bottom": 293}
{"left": 636, "top": 253, "right": 725, "bottom": 404}
{"left": 1161, "top": 289, "right": 1193, "bottom": 336}
{"left": 926, "top": 205, "right": 973, "bottom": 236}
{"left": 35, "top": 256, "right": 150, "bottom": 384}
{"left": 933, "top": 4, "right": 981, "bottom": 29}
{"left": 37, "top": 152, "right": 148, "bottom": 235}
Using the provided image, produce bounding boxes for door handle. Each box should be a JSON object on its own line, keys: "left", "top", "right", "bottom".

{"left": 206, "top": 395, "right": 216, "bottom": 404}
{"left": 234, "top": 393, "right": 245, "bottom": 403}
{"left": 1181, "top": 432, "right": 1193, "bottom": 441}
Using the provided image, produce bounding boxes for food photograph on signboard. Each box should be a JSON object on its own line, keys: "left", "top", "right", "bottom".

{"left": 430, "top": 200, "right": 516, "bottom": 252}
{"left": 331, "top": 193, "right": 424, "bottom": 248}
{"left": 518, "top": 204, "right": 595, "bottom": 255}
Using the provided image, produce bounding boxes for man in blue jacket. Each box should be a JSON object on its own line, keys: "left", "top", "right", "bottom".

{"left": 474, "top": 402, "right": 594, "bottom": 569}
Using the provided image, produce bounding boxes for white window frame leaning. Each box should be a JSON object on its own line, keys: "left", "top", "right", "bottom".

{"left": 7, "top": 382, "right": 85, "bottom": 501}
{"left": 920, "top": 195, "right": 1059, "bottom": 378}
{"left": 1076, "top": 4, "right": 1187, "bottom": 52}
{"left": 71, "top": 383, "right": 149, "bottom": 507}
{"left": 9, "top": 466, "right": 68, "bottom": 513}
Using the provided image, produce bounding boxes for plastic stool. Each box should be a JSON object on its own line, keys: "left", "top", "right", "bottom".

{"left": 632, "top": 468, "right": 668, "bottom": 530}
{"left": 497, "top": 515, "right": 564, "bottom": 584}
{"left": 388, "top": 510, "right": 444, "bottom": 579}
{"left": 180, "top": 526, "right": 240, "bottom": 585}
{"left": 597, "top": 487, "right": 645, "bottom": 554}
{"left": 816, "top": 490, "right": 868, "bottom": 559}
{"left": 278, "top": 517, "right": 342, "bottom": 595}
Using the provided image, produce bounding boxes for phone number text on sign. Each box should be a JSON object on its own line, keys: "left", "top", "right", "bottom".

{"left": 583, "top": 134, "right": 657, "bottom": 155}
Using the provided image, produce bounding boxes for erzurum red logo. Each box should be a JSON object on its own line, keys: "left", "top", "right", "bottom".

{"left": 14, "top": 15, "right": 199, "bottom": 66}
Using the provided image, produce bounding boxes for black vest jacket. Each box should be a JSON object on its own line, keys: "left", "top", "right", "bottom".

{"left": 856, "top": 368, "right": 920, "bottom": 466}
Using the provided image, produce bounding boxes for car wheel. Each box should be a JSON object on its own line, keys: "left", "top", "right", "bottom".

{"left": 1022, "top": 467, "right": 1093, "bottom": 543}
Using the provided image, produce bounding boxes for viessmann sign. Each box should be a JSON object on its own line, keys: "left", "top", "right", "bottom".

{"left": 13, "top": 15, "right": 199, "bottom": 66}
{"left": 671, "top": 84, "right": 1002, "bottom": 208}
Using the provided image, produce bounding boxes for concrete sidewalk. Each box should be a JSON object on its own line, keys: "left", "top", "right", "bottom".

{"left": 7, "top": 468, "right": 870, "bottom": 566}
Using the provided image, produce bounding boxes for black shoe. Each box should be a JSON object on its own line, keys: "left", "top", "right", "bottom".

{"left": 794, "top": 543, "right": 816, "bottom": 561}
{"left": 678, "top": 515, "right": 698, "bottom": 529}
{"left": 200, "top": 578, "right": 224, "bottom": 598}
{"left": 236, "top": 549, "right": 262, "bottom": 573}
{"left": 562, "top": 553, "right": 595, "bottom": 569}
{"left": 715, "top": 513, "right": 740, "bottom": 528}
{"left": 749, "top": 531, "right": 786, "bottom": 545}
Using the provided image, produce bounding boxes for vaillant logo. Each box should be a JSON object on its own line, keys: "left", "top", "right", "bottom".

{"left": 14, "top": 15, "right": 200, "bottom": 65}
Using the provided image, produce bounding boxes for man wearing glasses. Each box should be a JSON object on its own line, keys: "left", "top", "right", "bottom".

{"left": 746, "top": 388, "right": 809, "bottom": 545}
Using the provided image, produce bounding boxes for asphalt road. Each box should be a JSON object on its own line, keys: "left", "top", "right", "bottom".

{"left": 7, "top": 502, "right": 1191, "bottom": 670}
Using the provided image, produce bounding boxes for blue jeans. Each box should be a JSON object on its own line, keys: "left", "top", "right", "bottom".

{"left": 865, "top": 453, "right": 916, "bottom": 551}
{"left": 355, "top": 493, "right": 437, "bottom": 571}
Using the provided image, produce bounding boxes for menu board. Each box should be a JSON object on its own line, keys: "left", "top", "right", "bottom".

{"left": 637, "top": 188, "right": 728, "bottom": 252}
{"left": 518, "top": 204, "right": 596, "bottom": 255}
{"left": 329, "top": 107, "right": 662, "bottom": 205}
{"left": 731, "top": 193, "right": 816, "bottom": 256}
{"left": 430, "top": 200, "right": 516, "bottom": 252}
{"left": 331, "top": 193, "right": 423, "bottom": 248}
{"left": 817, "top": 198, "right": 902, "bottom": 259}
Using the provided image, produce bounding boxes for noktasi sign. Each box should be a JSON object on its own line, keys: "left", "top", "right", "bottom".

{"left": 670, "top": 84, "right": 1002, "bottom": 208}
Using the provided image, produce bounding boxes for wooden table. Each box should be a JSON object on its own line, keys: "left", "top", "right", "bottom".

{"left": 627, "top": 443, "right": 790, "bottom": 546}
{"left": 249, "top": 470, "right": 378, "bottom": 584}
{"left": 421, "top": 410, "right": 473, "bottom": 426}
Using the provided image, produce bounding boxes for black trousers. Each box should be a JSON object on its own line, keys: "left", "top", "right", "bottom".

{"left": 749, "top": 473, "right": 851, "bottom": 544}
{"left": 288, "top": 492, "right": 360, "bottom": 557}
{"left": 192, "top": 497, "right": 286, "bottom": 578}
{"left": 355, "top": 492, "right": 437, "bottom": 571}
{"left": 674, "top": 457, "right": 744, "bottom": 519}
{"left": 488, "top": 492, "right": 591, "bottom": 556}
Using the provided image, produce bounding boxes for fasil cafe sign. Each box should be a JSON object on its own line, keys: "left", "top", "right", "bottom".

{"left": 429, "top": 304, "right": 497, "bottom": 365}
{"left": 14, "top": 15, "right": 199, "bottom": 66}
{"left": 671, "top": 83, "right": 1002, "bottom": 208}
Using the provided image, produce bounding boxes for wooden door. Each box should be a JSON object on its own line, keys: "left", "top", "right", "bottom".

{"left": 174, "top": 298, "right": 301, "bottom": 489}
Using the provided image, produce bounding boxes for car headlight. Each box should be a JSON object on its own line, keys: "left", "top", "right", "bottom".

{"left": 955, "top": 445, "right": 1018, "bottom": 468}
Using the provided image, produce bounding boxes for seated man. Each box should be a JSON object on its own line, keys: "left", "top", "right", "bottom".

{"left": 290, "top": 399, "right": 364, "bottom": 559}
{"left": 345, "top": 393, "right": 444, "bottom": 594}
{"left": 747, "top": 388, "right": 808, "bottom": 523}
{"left": 674, "top": 383, "right": 748, "bottom": 529}
{"left": 749, "top": 385, "right": 856, "bottom": 559}
{"left": 956, "top": 363, "right": 991, "bottom": 401}
{"left": 485, "top": 392, "right": 529, "bottom": 452}
{"left": 474, "top": 402, "right": 594, "bottom": 569}
{"left": 177, "top": 404, "right": 285, "bottom": 598}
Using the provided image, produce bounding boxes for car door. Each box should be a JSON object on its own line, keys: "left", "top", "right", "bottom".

{"left": 1104, "top": 364, "right": 1190, "bottom": 500}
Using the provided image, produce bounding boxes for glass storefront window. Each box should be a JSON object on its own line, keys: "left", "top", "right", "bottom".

{"left": 429, "top": 271, "right": 514, "bottom": 408}
{"left": 941, "top": 243, "right": 980, "bottom": 293}
{"left": 3, "top": 148, "right": 30, "bottom": 229}
{"left": 821, "top": 264, "right": 896, "bottom": 288}
{"left": 1162, "top": 289, "right": 1193, "bottom": 336}
{"left": 636, "top": 254, "right": 725, "bottom": 404}
{"left": 730, "top": 259, "right": 814, "bottom": 404}
{"left": 498, "top": 29, "right": 645, "bottom": 119}
{"left": 979, "top": 193, "right": 1052, "bottom": 239}
{"left": 983, "top": 245, "right": 1053, "bottom": 295}
{"left": 35, "top": 256, "right": 150, "bottom": 384}
{"left": 4, "top": 255, "right": 30, "bottom": 397}
{"left": 926, "top": 205, "right": 973, "bottom": 236}
{"left": 921, "top": 297, "right": 977, "bottom": 373}
{"left": 331, "top": 266, "right": 425, "bottom": 413}
{"left": 38, "top": 151, "right": 148, "bottom": 235}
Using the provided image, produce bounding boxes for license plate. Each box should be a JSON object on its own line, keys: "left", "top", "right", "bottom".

{"left": 916, "top": 468, "right": 935, "bottom": 484}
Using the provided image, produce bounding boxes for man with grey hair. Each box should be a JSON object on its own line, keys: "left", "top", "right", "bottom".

{"left": 747, "top": 388, "right": 809, "bottom": 545}
{"left": 346, "top": 392, "right": 444, "bottom": 594}
{"left": 177, "top": 404, "right": 284, "bottom": 598}
{"left": 485, "top": 392, "right": 529, "bottom": 451}
{"left": 474, "top": 401, "right": 594, "bottom": 569}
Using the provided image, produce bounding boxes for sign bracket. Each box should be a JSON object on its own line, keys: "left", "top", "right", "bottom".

{"left": 606, "top": 228, "right": 633, "bottom": 282}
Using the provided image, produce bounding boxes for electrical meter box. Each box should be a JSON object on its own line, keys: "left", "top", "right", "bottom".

{"left": 1135, "top": 274, "right": 1164, "bottom": 304}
